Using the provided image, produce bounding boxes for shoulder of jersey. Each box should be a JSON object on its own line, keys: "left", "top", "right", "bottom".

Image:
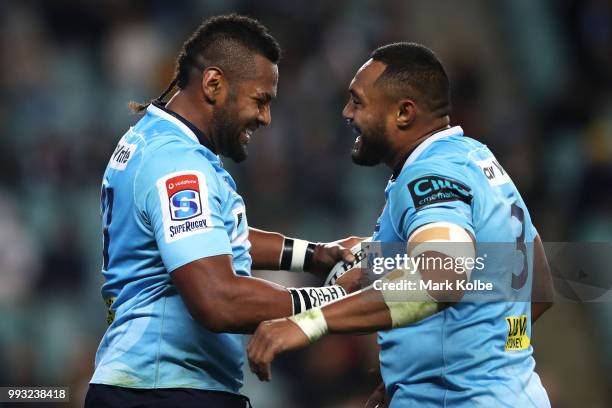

{"left": 135, "top": 118, "right": 208, "bottom": 159}
{"left": 392, "top": 138, "right": 477, "bottom": 210}
{"left": 398, "top": 152, "right": 468, "bottom": 183}
{"left": 128, "top": 125, "right": 218, "bottom": 183}
{"left": 419, "top": 136, "right": 479, "bottom": 163}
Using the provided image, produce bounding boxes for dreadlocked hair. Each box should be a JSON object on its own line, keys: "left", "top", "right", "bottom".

{"left": 128, "top": 14, "right": 281, "bottom": 114}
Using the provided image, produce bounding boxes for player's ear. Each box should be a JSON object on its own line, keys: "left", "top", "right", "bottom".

{"left": 396, "top": 99, "right": 416, "bottom": 129}
{"left": 201, "top": 67, "right": 226, "bottom": 104}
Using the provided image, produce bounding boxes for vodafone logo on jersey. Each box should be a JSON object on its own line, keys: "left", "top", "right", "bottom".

{"left": 165, "top": 174, "right": 203, "bottom": 221}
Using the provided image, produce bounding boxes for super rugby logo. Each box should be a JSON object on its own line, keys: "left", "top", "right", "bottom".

{"left": 166, "top": 174, "right": 203, "bottom": 221}
{"left": 156, "top": 171, "right": 212, "bottom": 243}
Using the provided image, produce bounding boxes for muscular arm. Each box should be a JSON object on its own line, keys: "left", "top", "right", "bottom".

{"left": 172, "top": 247, "right": 359, "bottom": 334}
{"left": 171, "top": 228, "right": 361, "bottom": 334}
{"left": 321, "top": 286, "right": 393, "bottom": 333}
{"left": 246, "top": 265, "right": 443, "bottom": 380}
{"left": 249, "top": 228, "right": 285, "bottom": 270}
{"left": 531, "top": 234, "right": 553, "bottom": 324}
{"left": 320, "top": 251, "right": 454, "bottom": 334}
{"left": 172, "top": 255, "right": 292, "bottom": 334}
{"left": 248, "top": 226, "right": 362, "bottom": 274}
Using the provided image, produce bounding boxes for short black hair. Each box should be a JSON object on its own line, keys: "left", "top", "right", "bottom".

{"left": 130, "top": 14, "right": 281, "bottom": 113}
{"left": 371, "top": 42, "right": 450, "bottom": 117}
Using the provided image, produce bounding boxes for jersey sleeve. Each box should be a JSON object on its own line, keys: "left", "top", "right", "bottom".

{"left": 135, "top": 141, "right": 232, "bottom": 273}
{"left": 388, "top": 158, "right": 475, "bottom": 240}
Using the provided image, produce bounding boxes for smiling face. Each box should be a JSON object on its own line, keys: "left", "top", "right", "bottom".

{"left": 212, "top": 54, "right": 278, "bottom": 162}
{"left": 342, "top": 59, "right": 393, "bottom": 166}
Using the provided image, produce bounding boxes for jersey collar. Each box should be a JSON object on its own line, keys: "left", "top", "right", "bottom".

{"left": 147, "top": 102, "right": 217, "bottom": 154}
{"left": 391, "top": 126, "right": 463, "bottom": 180}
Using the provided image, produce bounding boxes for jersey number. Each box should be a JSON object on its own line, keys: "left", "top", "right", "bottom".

{"left": 511, "top": 202, "right": 528, "bottom": 290}
{"left": 101, "top": 185, "right": 114, "bottom": 271}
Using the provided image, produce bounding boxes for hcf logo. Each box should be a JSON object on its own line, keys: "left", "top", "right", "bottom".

{"left": 166, "top": 174, "right": 203, "bottom": 221}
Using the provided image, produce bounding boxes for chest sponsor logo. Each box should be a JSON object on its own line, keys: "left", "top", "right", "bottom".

{"left": 156, "top": 171, "right": 212, "bottom": 243}
{"left": 408, "top": 175, "right": 472, "bottom": 210}
{"left": 505, "top": 314, "right": 530, "bottom": 351}
{"left": 109, "top": 140, "right": 137, "bottom": 171}
{"left": 476, "top": 157, "right": 511, "bottom": 187}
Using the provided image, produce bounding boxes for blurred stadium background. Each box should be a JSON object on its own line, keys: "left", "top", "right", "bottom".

{"left": 0, "top": 0, "right": 611, "bottom": 407}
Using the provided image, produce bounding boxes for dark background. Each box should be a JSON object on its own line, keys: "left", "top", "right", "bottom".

{"left": 0, "top": 0, "right": 610, "bottom": 406}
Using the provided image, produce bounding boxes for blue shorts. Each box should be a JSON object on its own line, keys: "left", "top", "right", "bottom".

{"left": 85, "top": 384, "right": 252, "bottom": 408}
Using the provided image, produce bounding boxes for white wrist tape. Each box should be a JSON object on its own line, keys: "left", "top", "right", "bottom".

{"left": 290, "top": 239, "right": 309, "bottom": 271}
{"left": 289, "top": 307, "right": 328, "bottom": 343}
{"left": 324, "top": 237, "right": 373, "bottom": 286}
{"left": 279, "top": 238, "right": 317, "bottom": 272}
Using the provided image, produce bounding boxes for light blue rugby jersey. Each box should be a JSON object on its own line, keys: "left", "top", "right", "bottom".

{"left": 373, "top": 126, "right": 550, "bottom": 407}
{"left": 91, "top": 103, "right": 251, "bottom": 393}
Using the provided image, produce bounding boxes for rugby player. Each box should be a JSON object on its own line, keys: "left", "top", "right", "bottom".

{"left": 85, "top": 15, "right": 360, "bottom": 408}
{"left": 248, "top": 43, "right": 554, "bottom": 407}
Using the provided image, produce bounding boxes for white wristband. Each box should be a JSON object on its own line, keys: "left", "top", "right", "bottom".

{"left": 288, "top": 286, "right": 347, "bottom": 314}
{"left": 290, "top": 239, "right": 309, "bottom": 272}
{"left": 279, "top": 238, "right": 317, "bottom": 272}
{"left": 289, "top": 307, "right": 328, "bottom": 343}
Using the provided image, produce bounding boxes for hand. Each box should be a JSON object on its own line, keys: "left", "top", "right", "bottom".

{"left": 247, "top": 318, "right": 310, "bottom": 381}
{"left": 365, "top": 382, "right": 390, "bottom": 408}
{"left": 336, "top": 267, "right": 367, "bottom": 293}
{"left": 308, "top": 239, "right": 359, "bottom": 278}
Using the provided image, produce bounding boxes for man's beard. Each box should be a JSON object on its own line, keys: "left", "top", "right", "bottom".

{"left": 351, "top": 122, "right": 390, "bottom": 166}
{"left": 212, "top": 100, "right": 248, "bottom": 163}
